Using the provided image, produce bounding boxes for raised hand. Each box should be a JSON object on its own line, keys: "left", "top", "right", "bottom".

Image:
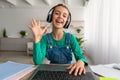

{"left": 29, "top": 18, "right": 47, "bottom": 43}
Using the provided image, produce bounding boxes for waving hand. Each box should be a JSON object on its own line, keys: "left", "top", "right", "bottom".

{"left": 29, "top": 19, "right": 47, "bottom": 43}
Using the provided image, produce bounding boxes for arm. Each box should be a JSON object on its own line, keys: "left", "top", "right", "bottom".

{"left": 67, "top": 34, "right": 88, "bottom": 76}
{"left": 29, "top": 18, "right": 47, "bottom": 65}
{"left": 70, "top": 34, "right": 88, "bottom": 65}
{"left": 33, "top": 36, "right": 47, "bottom": 65}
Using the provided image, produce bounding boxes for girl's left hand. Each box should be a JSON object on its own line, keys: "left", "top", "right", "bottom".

{"left": 67, "top": 60, "right": 86, "bottom": 76}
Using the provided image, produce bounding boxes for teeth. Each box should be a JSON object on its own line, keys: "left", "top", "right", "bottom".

{"left": 56, "top": 20, "right": 62, "bottom": 23}
{"left": 56, "top": 21, "right": 61, "bottom": 23}
{"left": 57, "top": 21, "right": 60, "bottom": 23}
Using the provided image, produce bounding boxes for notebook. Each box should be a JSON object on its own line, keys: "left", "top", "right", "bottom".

{"left": 29, "top": 64, "right": 99, "bottom": 80}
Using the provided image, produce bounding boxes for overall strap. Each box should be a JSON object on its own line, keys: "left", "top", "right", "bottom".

{"left": 46, "top": 33, "right": 52, "bottom": 45}
{"left": 66, "top": 33, "right": 71, "bottom": 46}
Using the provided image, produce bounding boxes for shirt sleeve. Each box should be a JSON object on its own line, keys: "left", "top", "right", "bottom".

{"left": 33, "top": 36, "right": 47, "bottom": 65}
{"left": 70, "top": 34, "right": 88, "bottom": 65}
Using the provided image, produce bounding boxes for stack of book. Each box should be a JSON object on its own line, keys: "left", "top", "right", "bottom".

{"left": 0, "top": 61, "right": 34, "bottom": 80}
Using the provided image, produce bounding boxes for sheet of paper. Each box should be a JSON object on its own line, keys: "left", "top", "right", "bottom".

{"left": 90, "top": 65, "right": 120, "bottom": 80}
{"left": 0, "top": 61, "right": 34, "bottom": 80}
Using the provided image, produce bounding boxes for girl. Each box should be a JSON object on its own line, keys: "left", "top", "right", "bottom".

{"left": 29, "top": 4, "right": 88, "bottom": 76}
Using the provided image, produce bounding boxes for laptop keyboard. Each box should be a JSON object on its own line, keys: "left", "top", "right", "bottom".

{"left": 31, "top": 71, "right": 95, "bottom": 80}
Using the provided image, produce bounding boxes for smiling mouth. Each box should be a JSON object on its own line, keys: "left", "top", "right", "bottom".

{"left": 56, "top": 20, "right": 63, "bottom": 25}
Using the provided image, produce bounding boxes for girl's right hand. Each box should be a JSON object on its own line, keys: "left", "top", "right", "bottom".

{"left": 29, "top": 18, "right": 47, "bottom": 43}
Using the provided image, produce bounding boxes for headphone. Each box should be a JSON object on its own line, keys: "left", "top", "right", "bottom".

{"left": 46, "top": 4, "right": 71, "bottom": 29}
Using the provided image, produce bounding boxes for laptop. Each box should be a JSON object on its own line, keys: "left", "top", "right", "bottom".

{"left": 29, "top": 64, "right": 99, "bottom": 80}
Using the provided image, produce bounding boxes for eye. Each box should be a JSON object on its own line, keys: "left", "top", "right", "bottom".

{"left": 63, "top": 14, "right": 68, "bottom": 18}
{"left": 54, "top": 12, "right": 59, "bottom": 15}
{"left": 63, "top": 15, "right": 67, "bottom": 18}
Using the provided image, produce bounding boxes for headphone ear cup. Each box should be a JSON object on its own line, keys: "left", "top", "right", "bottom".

{"left": 64, "top": 21, "right": 68, "bottom": 28}
{"left": 64, "top": 14, "right": 71, "bottom": 28}
{"left": 47, "top": 14, "right": 52, "bottom": 23}
{"left": 64, "top": 20, "right": 71, "bottom": 28}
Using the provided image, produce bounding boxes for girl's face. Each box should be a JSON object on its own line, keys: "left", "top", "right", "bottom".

{"left": 52, "top": 6, "right": 69, "bottom": 29}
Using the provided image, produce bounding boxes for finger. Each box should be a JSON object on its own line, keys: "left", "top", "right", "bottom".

{"left": 43, "top": 25, "right": 48, "bottom": 30}
{"left": 43, "top": 26, "right": 48, "bottom": 33}
{"left": 67, "top": 64, "right": 73, "bottom": 70}
{"left": 74, "top": 67, "right": 79, "bottom": 76}
{"left": 31, "top": 19, "right": 35, "bottom": 26}
{"left": 83, "top": 68, "right": 86, "bottom": 74}
{"left": 37, "top": 20, "right": 41, "bottom": 26}
{"left": 31, "top": 19, "right": 34, "bottom": 26}
{"left": 32, "top": 18, "right": 37, "bottom": 26}
{"left": 28, "top": 26, "right": 34, "bottom": 33}
{"left": 69, "top": 65, "right": 76, "bottom": 74}
{"left": 79, "top": 67, "right": 83, "bottom": 75}
{"left": 28, "top": 26, "right": 32, "bottom": 30}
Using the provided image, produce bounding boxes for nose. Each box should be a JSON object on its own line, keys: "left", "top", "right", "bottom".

{"left": 58, "top": 13, "right": 63, "bottom": 18}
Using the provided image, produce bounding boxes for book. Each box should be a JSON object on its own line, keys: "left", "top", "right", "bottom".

{"left": 0, "top": 61, "right": 34, "bottom": 80}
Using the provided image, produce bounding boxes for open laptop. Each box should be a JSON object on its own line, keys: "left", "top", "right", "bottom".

{"left": 29, "top": 64, "right": 99, "bottom": 80}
